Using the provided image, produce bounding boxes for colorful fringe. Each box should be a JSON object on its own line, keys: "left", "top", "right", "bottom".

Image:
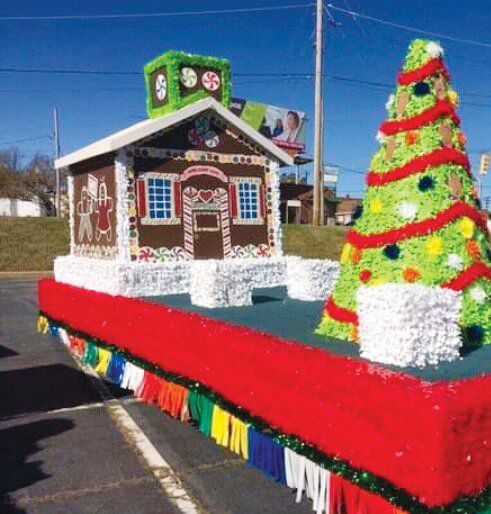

{"left": 37, "top": 317, "right": 491, "bottom": 514}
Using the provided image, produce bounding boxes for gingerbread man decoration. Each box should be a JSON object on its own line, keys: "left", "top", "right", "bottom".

{"left": 439, "top": 123, "right": 453, "bottom": 147}
{"left": 433, "top": 75, "right": 447, "bottom": 100}
{"left": 448, "top": 173, "right": 464, "bottom": 201}
{"left": 385, "top": 137, "right": 397, "bottom": 161}
{"left": 396, "top": 91, "right": 409, "bottom": 117}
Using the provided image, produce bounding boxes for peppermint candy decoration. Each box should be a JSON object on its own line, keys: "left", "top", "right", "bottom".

{"left": 170, "top": 246, "right": 187, "bottom": 260}
{"left": 243, "top": 244, "right": 258, "bottom": 258}
{"left": 256, "top": 244, "right": 271, "bottom": 257}
{"left": 204, "top": 131, "right": 220, "bottom": 148}
{"left": 195, "top": 116, "right": 210, "bottom": 134}
{"left": 202, "top": 71, "right": 221, "bottom": 91}
{"left": 155, "top": 74, "right": 167, "bottom": 101}
{"left": 188, "top": 129, "right": 204, "bottom": 146}
{"left": 138, "top": 246, "right": 155, "bottom": 262}
{"left": 154, "top": 247, "right": 171, "bottom": 262}
{"left": 180, "top": 67, "right": 197, "bottom": 88}
{"left": 230, "top": 245, "right": 245, "bottom": 259}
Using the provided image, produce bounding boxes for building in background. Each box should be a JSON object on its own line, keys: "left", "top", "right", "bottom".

{"left": 279, "top": 183, "right": 338, "bottom": 225}
{"left": 0, "top": 197, "right": 46, "bottom": 217}
{"left": 335, "top": 195, "right": 362, "bottom": 225}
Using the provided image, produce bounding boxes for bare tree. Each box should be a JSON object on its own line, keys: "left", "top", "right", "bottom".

{"left": 0, "top": 148, "right": 63, "bottom": 216}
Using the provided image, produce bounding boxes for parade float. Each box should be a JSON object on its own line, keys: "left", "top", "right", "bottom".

{"left": 38, "top": 41, "right": 490, "bottom": 513}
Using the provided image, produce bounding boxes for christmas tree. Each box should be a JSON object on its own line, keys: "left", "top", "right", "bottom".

{"left": 317, "top": 39, "right": 491, "bottom": 353}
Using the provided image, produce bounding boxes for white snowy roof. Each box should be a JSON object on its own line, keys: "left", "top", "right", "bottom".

{"left": 55, "top": 97, "right": 294, "bottom": 169}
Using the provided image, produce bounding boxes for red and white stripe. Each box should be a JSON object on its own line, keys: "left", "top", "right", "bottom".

{"left": 182, "top": 187, "right": 197, "bottom": 259}
{"left": 217, "top": 188, "right": 231, "bottom": 258}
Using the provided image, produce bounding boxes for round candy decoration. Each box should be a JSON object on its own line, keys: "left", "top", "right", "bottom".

{"left": 180, "top": 67, "right": 198, "bottom": 88}
{"left": 195, "top": 116, "right": 210, "bottom": 134}
{"left": 204, "top": 130, "right": 220, "bottom": 148}
{"left": 155, "top": 73, "right": 167, "bottom": 101}
{"left": 202, "top": 71, "right": 221, "bottom": 91}
{"left": 188, "top": 129, "right": 204, "bottom": 146}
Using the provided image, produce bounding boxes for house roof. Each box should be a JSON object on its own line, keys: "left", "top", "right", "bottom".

{"left": 279, "top": 183, "right": 337, "bottom": 202}
{"left": 55, "top": 97, "right": 294, "bottom": 169}
{"left": 336, "top": 197, "right": 362, "bottom": 214}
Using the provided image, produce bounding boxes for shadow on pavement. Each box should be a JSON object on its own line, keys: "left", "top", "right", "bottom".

{"left": 0, "top": 345, "right": 18, "bottom": 359}
{"left": 0, "top": 364, "right": 101, "bottom": 419}
{"left": 0, "top": 418, "right": 75, "bottom": 513}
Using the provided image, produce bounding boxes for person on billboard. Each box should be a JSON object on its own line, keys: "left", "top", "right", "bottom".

{"left": 272, "top": 118, "right": 284, "bottom": 138}
{"left": 282, "top": 111, "right": 301, "bottom": 142}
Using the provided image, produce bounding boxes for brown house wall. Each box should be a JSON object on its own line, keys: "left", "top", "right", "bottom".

{"left": 70, "top": 153, "right": 118, "bottom": 259}
{"left": 134, "top": 157, "right": 269, "bottom": 255}
{"left": 145, "top": 114, "right": 263, "bottom": 156}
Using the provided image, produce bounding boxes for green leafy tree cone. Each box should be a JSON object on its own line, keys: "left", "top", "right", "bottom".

{"left": 317, "top": 39, "right": 491, "bottom": 351}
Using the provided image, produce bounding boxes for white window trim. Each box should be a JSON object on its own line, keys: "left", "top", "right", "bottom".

{"left": 140, "top": 172, "right": 181, "bottom": 226}
{"left": 230, "top": 176, "right": 264, "bottom": 226}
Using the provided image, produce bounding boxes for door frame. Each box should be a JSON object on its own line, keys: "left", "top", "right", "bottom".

{"left": 182, "top": 186, "right": 231, "bottom": 259}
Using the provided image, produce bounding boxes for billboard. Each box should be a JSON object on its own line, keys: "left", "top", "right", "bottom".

{"left": 230, "top": 98, "right": 306, "bottom": 152}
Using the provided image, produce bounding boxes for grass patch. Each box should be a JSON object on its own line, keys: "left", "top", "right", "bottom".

{"left": 0, "top": 217, "right": 69, "bottom": 272}
{"left": 0, "top": 217, "right": 345, "bottom": 271}
{"left": 283, "top": 225, "right": 346, "bottom": 260}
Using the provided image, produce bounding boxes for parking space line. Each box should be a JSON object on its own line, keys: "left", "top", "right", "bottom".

{"left": 71, "top": 353, "right": 202, "bottom": 514}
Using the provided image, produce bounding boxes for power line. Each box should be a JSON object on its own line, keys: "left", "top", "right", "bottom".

{"left": 0, "top": 68, "right": 313, "bottom": 77}
{"left": 0, "top": 135, "right": 52, "bottom": 146}
{"left": 327, "top": 3, "right": 491, "bottom": 49}
{"left": 0, "top": 3, "right": 315, "bottom": 21}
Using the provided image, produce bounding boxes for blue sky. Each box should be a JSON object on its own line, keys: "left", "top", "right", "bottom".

{"left": 1, "top": 0, "right": 491, "bottom": 201}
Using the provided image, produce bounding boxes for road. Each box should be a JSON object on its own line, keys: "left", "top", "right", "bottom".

{"left": 0, "top": 276, "right": 312, "bottom": 514}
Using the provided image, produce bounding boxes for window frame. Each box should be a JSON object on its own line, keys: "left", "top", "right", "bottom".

{"left": 140, "top": 172, "right": 181, "bottom": 226}
{"left": 230, "top": 176, "right": 264, "bottom": 226}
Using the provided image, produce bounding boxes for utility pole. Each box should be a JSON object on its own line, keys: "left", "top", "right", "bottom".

{"left": 53, "top": 107, "right": 61, "bottom": 217}
{"left": 312, "top": 0, "right": 324, "bottom": 226}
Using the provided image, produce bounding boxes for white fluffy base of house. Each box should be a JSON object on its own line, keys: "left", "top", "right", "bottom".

{"left": 54, "top": 255, "right": 191, "bottom": 297}
{"left": 54, "top": 255, "right": 339, "bottom": 305}
{"left": 357, "top": 284, "right": 463, "bottom": 368}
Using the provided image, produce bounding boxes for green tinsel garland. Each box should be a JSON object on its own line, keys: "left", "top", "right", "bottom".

{"left": 39, "top": 312, "right": 491, "bottom": 514}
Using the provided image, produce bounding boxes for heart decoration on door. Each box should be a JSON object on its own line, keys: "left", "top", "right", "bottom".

{"left": 198, "top": 190, "right": 215, "bottom": 203}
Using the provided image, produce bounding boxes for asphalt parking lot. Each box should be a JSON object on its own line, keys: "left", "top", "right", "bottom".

{"left": 0, "top": 276, "right": 313, "bottom": 514}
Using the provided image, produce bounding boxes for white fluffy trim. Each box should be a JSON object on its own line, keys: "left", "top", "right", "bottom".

{"left": 54, "top": 255, "right": 191, "bottom": 297}
{"left": 190, "top": 261, "right": 253, "bottom": 308}
{"left": 357, "top": 284, "right": 462, "bottom": 368}
{"left": 426, "top": 41, "right": 444, "bottom": 58}
{"left": 287, "top": 257, "right": 340, "bottom": 301}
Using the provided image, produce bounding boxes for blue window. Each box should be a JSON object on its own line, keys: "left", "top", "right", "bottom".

{"left": 148, "top": 178, "right": 172, "bottom": 219}
{"left": 238, "top": 182, "right": 259, "bottom": 220}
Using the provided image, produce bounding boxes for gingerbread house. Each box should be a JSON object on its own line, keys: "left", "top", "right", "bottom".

{"left": 60, "top": 96, "right": 293, "bottom": 258}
